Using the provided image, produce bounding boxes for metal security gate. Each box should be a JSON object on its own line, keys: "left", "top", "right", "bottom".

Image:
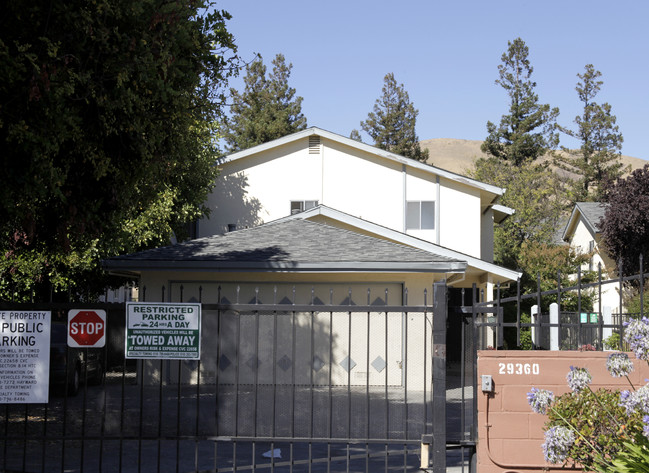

{"left": 0, "top": 282, "right": 457, "bottom": 472}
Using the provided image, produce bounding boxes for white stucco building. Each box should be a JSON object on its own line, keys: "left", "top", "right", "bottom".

{"left": 201, "top": 127, "right": 513, "bottom": 260}
{"left": 195, "top": 127, "right": 518, "bottom": 294}
{"left": 104, "top": 127, "right": 521, "bottom": 383}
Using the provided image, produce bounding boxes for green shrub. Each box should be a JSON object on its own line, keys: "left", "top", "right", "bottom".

{"left": 546, "top": 388, "right": 640, "bottom": 469}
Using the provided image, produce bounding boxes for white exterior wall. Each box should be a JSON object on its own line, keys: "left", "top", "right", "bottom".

{"left": 320, "top": 139, "right": 404, "bottom": 230}
{"left": 404, "top": 168, "right": 438, "bottom": 242}
{"left": 137, "top": 270, "right": 438, "bottom": 390}
{"left": 199, "top": 135, "right": 490, "bottom": 261}
{"left": 570, "top": 218, "right": 620, "bottom": 313}
{"left": 481, "top": 208, "right": 495, "bottom": 263}
{"left": 438, "top": 179, "right": 482, "bottom": 258}
{"left": 571, "top": 218, "right": 594, "bottom": 255}
{"left": 139, "top": 270, "right": 438, "bottom": 306}
{"left": 201, "top": 139, "right": 323, "bottom": 236}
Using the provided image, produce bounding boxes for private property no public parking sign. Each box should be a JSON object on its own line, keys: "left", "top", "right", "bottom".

{"left": 68, "top": 310, "right": 106, "bottom": 348}
{"left": 125, "top": 302, "right": 201, "bottom": 360}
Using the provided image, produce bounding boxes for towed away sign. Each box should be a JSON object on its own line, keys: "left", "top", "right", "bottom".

{"left": 125, "top": 302, "right": 201, "bottom": 359}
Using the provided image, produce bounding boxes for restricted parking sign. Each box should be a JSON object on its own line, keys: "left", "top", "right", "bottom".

{"left": 125, "top": 302, "right": 200, "bottom": 359}
{"left": 68, "top": 310, "right": 106, "bottom": 347}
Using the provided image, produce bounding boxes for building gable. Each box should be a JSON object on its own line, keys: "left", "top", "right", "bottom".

{"left": 200, "top": 127, "right": 512, "bottom": 261}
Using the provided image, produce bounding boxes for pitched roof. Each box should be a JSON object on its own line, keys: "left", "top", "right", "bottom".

{"left": 220, "top": 127, "right": 506, "bottom": 203}
{"left": 273, "top": 205, "right": 521, "bottom": 283}
{"left": 562, "top": 202, "right": 608, "bottom": 241}
{"left": 103, "top": 219, "right": 466, "bottom": 274}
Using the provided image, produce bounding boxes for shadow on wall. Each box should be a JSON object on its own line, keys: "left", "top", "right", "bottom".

{"left": 207, "top": 172, "right": 263, "bottom": 232}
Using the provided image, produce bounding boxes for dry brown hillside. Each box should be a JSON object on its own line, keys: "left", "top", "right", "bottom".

{"left": 420, "top": 138, "right": 647, "bottom": 176}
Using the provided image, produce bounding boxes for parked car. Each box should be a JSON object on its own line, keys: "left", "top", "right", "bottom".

{"left": 49, "top": 323, "right": 104, "bottom": 395}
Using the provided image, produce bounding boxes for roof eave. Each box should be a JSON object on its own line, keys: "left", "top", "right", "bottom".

{"left": 563, "top": 203, "right": 601, "bottom": 242}
{"left": 219, "top": 127, "right": 505, "bottom": 197}
{"left": 277, "top": 205, "right": 522, "bottom": 282}
{"left": 103, "top": 259, "right": 467, "bottom": 274}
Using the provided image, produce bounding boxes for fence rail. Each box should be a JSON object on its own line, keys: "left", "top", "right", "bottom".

{"left": 0, "top": 283, "right": 453, "bottom": 473}
{"left": 467, "top": 262, "right": 649, "bottom": 352}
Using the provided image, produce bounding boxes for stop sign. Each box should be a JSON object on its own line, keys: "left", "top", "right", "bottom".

{"left": 68, "top": 310, "right": 106, "bottom": 347}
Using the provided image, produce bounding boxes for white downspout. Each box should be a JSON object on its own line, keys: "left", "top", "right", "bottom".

{"left": 402, "top": 164, "right": 407, "bottom": 232}
{"left": 435, "top": 176, "right": 441, "bottom": 245}
{"left": 321, "top": 138, "right": 325, "bottom": 205}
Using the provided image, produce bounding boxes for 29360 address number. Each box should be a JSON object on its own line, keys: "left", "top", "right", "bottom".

{"left": 498, "top": 362, "right": 540, "bottom": 375}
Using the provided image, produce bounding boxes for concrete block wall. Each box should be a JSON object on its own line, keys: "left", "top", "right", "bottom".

{"left": 477, "top": 350, "right": 649, "bottom": 473}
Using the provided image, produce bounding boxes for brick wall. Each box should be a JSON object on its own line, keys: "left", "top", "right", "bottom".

{"left": 477, "top": 350, "right": 649, "bottom": 473}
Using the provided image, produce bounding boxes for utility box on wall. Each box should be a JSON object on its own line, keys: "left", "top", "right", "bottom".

{"left": 476, "top": 350, "right": 649, "bottom": 473}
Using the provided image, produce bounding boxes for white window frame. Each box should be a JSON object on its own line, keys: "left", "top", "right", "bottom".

{"left": 406, "top": 201, "right": 435, "bottom": 230}
{"left": 290, "top": 200, "right": 319, "bottom": 215}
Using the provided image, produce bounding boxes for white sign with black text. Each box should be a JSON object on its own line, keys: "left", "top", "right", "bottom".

{"left": 0, "top": 311, "right": 51, "bottom": 403}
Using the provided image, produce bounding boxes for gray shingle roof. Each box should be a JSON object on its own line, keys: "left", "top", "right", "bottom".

{"left": 103, "top": 219, "right": 466, "bottom": 273}
{"left": 575, "top": 202, "right": 607, "bottom": 232}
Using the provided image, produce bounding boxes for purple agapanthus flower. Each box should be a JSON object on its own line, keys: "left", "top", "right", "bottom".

{"left": 607, "top": 352, "right": 634, "bottom": 378}
{"left": 620, "top": 389, "right": 637, "bottom": 415}
{"left": 624, "top": 317, "right": 649, "bottom": 361}
{"left": 527, "top": 387, "right": 554, "bottom": 415}
{"left": 566, "top": 366, "right": 592, "bottom": 393}
{"left": 620, "top": 383, "right": 649, "bottom": 415}
{"left": 542, "top": 425, "right": 575, "bottom": 464}
{"left": 643, "top": 415, "right": 649, "bottom": 439}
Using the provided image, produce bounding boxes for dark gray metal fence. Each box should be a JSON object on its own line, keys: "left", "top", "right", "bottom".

{"left": 467, "top": 264, "right": 648, "bottom": 353}
{"left": 0, "top": 282, "right": 466, "bottom": 473}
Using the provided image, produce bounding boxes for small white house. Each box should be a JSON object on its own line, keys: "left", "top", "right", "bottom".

{"left": 562, "top": 202, "right": 620, "bottom": 312}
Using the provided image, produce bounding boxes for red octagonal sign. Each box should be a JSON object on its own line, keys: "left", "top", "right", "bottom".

{"left": 68, "top": 310, "right": 106, "bottom": 347}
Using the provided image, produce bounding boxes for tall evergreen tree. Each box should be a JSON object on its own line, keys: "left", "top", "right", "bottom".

{"left": 224, "top": 54, "right": 306, "bottom": 152}
{"left": 482, "top": 38, "right": 559, "bottom": 166}
{"left": 349, "top": 129, "right": 363, "bottom": 142}
{"left": 555, "top": 64, "right": 626, "bottom": 201}
{"left": 360, "top": 73, "right": 429, "bottom": 162}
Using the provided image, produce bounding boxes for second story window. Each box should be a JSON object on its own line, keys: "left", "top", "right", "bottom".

{"left": 406, "top": 201, "right": 435, "bottom": 230}
{"left": 291, "top": 200, "right": 318, "bottom": 215}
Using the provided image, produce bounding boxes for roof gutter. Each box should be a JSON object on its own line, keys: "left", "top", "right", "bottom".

{"left": 103, "top": 259, "right": 467, "bottom": 274}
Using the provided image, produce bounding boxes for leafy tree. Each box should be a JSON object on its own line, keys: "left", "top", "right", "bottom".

{"left": 482, "top": 38, "right": 559, "bottom": 166}
{"left": 507, "top": 241, "right": 594, "bottom": 350}
{"left": 625, "top": 287, "right": 649, "bottom": 317}
{"left": 0, "top": 0, "right": 238, "bottom": 301}
{"left": 518, "top": 240, "right": 595, "bottom": 308}
{"left": 472, "top": 157, "right": 589, "bottom": 349}
{"left": 349, "top": 129, "right": 363, "bottom": 142}
{"left": 471, "top": 157, "right": 567, "bottom": 270}
{"left": 600, "top": 164, "right": 649, "bottom": 276}
{"left": 360, "top": 73, "right": 429, "bottom": 162}
{"left": 223, "top": 54, "right": 306, "bottom": 152}
{"left": 555, "top": 64, "right": 626, "bottom": 201}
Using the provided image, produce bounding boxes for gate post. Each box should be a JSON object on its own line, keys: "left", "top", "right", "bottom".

{"left": 550, "top": 303, "right": 559, "bottom": 351}
{"left": 428, "top": 281, "right": 447, "bottom": 472}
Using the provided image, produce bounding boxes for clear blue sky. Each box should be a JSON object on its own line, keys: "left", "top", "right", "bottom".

{"left": 218, "top": 0, "right": 649, "bottom": 160}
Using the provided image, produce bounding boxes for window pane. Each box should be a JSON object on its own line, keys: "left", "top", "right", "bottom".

{"left": 406, "top": 202, "right": 420, "bottom": 229}
{"left": 421, "top": 201, "right": 435, "bottom": 229}
{"left": 290, "top": 201, "right": 303, "bottom": 214}
{"left": 305, "top": 200, "right": 318, "bottom": 210}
